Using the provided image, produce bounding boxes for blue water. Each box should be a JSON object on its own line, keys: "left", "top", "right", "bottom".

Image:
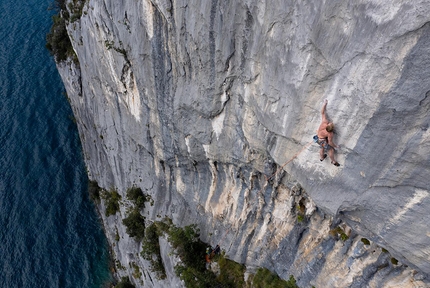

{"left": 0, "top": 1, "right": 112, "bottom": 287}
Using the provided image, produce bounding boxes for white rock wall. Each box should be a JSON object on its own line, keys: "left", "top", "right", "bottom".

{"left": 58, "top": 0, "right": 430, "bottom": 287}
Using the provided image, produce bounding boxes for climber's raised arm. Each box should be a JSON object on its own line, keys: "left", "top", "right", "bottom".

{"left": 321, "top": 99, "right": 328, "bottom": 123}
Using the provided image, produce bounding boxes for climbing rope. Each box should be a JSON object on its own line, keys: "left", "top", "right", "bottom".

{"left": 218, "top": 226, "right": 230, "bottom": 245}
{"left": 264, "top": 140, "right": 314, "bottom": 183}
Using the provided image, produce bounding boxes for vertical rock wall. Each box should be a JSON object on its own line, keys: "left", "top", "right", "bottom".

{"left": 58, "top": 0, "right": 430, "bottom": 286}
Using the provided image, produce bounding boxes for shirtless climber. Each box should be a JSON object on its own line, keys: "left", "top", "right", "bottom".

{"left": 317, "top": 99, "right": 340, "bottom": 166}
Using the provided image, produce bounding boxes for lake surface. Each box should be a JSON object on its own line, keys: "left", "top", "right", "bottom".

{"left": 0, "top": 1, "right": 112, "bottom": 287}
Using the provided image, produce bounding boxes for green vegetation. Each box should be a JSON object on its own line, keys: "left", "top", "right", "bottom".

{"left": 216, "top": 253, "right": 246, "bottom": 287}
{"left": 105, "top": 40, "right": 115, "bottom": 50}
{"left": 122, "top": 186, "right": 153, "bottom": 241}
{"left": 88, "top": 180, "right": 101, "bottom": 202}
{"left": 115, "top": 229, "right": 120, "bottom": 242}
{"left": 126, "top": 187, "right": 147, "bottom": 209}
{"left": 102, "top": 189, "right": 121, "bottom": 216}
{"left": 296, "top": 200, "right": 307, "bottom": 223}
{"left": 167, "top": 223, "right": 249, "bottom": 287}
{"left": 46, "top": 0, "right": 84, "bottom": 63}
{"left": 361, "top": 238, "right": 370, "bottom": 245}
{"left": 104, "top": 39, "right": 127, "bottom": 56}
{"left": 130, "top": 262, "right": 142, "bottom": 279}
{"left": 174, "top": 264, "right": 217, "bottom": 288}
{"left": 381, "top": 248, "right": 389, "bottom": 253}
{"left": 391, "top": 258, "right": 398, "bottom": 265}
{"left": 122, "top": 208, "right": 146, "bottom": 240}
{"left": 68, "top": 0, "right": 86, "bottom": 22}
{"left": 251, "top": 268, "right": 299, "bottom": 288}
{"left": 166, "top": 223, "right": 299, "bottom": 288}
{"left": 114, "top": 276, "right": 135, "bottom": 288}
{"left": 168, "top": 224, "right": 217, "bottom": 287}
{"left": 329, "top": 226, "right": 349, "bottom": 241}
{"left": 168, "top": 224, "right": 203, "bottom": 263}
{"left": 46, "top": 13, "right": 75, "bottom": 62}
{"left": 141, "top": 222, "right": 167, "bottom": 279}
{"left": 87, "top": 180, "right": 301, "bottom": 288}
{"left": 135, "top": 219, "right": 298, "bottom": 288}
{"left": 138, "top": 220, "right": 233, "bottom": 287}
{"left": 297, "top": 202, "right": 306, "bottom": 215}
{"left": 115, "top": 260, "right": 125, "bottom": 270}
{"left": 340, "top": 233, "right": 349, "bottom": 241}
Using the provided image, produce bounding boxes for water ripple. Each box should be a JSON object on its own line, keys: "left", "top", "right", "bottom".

{"left": 0, "top": 1, "right": 112, "bottom": 287}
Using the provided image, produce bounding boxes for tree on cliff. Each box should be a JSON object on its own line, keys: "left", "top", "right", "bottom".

{"left": 46, "top": 0, "right": 77, "bottom": 62}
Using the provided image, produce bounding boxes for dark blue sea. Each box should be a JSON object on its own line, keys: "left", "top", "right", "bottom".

{"left": 0, "top": 0, "right": 112, "bottom": 287}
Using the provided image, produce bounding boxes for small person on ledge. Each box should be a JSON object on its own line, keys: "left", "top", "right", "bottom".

{"left": 205, "top": 245, "right": 221, "bottom": 269}
{"left": 317, "top": 99, "right": 340, "bottom": 166}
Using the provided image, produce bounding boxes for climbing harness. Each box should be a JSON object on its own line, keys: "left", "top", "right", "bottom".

{"left": 205, "top": 244, "right": 221, "bottom": 264}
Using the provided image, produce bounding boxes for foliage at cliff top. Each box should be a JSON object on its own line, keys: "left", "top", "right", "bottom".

{"left": 68, "top": 0, "right": 86, "bottom": 22}
{"left": 46, "top": 13, "right": 74, "bottom": 63}
{"left": 46, "top": 0, "right": 85, "bottom": 62}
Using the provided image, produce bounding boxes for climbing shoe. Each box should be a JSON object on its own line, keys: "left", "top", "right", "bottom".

{"left": 331, "top": 161, "right": 340, "bottom": 167}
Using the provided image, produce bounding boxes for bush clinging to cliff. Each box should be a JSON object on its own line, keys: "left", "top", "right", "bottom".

{"left": 122, "top": 208, "right": 146, "bottom": 240}
{"left": 216, "top": 253, "right": 246, "bottom": 287}
{"left": 102, "top": 189, "right": 121, "bottom": 216}
{"left": 251, "top": 268, "right": 299, "bottom": 288}
{"left": 114, "top": 276, "right": 135, "bottom": 288}
{"left": 126, "top": 186, "right": 147, "bottom": 209}
{"left": 46, "top": 0, "right": 84, "bottom": 62}
{"left": 68, "top": 0, "right": 86, "bottom": 22}
{"left": 141, "top": 222, "right": 166, "bottom": 279}
{"left": 88, "top": 180, "right": 101, "bottom": 202}
{"left": 46, "top": 13, "right": 74, "bottom": 62}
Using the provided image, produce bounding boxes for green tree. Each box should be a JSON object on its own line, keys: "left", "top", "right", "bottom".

{"left": 115, "top": 276, "right": 135, "bottom": 288}
{"left": 126, "top": 187, "right": 146, "bottom": 209}
{"left": 252, "top": 268, "right": 299, "bottom": 288}
{"left": 122, "top": 209, "right": 146, "bottom": 240}
{"left": 46, "top": 14, "right": 73, "bottom": 62}
{"left": 103, "top": 190, "right": 121, "bottom": 216}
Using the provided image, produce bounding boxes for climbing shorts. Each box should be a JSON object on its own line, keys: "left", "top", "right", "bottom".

{"left": 318, "top": 138, "right": 332, "bottom": 151}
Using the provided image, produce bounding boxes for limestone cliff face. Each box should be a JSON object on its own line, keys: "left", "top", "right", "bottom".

{"left": 58, "top": 0, "right": 430, "bottom": 287}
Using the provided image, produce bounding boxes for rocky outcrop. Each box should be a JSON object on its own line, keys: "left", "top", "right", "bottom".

{"left": 58, "top": 0, "right": 430, "bottom": 287}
